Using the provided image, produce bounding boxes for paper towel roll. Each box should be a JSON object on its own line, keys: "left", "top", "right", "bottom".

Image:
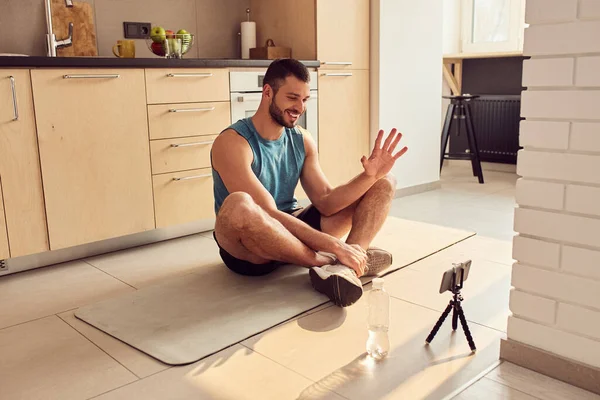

{"left": 241, "top": 21, "right": 256, "bottom": 59}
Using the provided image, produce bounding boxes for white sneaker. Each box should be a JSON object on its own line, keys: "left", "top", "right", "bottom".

{"left": 364, "top": 247, "right": 393, "bottom": 276}
{"left": 309, "top": 264, "right": 363, "bottom": 307}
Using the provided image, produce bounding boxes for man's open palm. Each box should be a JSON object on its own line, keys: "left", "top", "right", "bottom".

{"left": 361, "top": 128, "right": 408, "bottom": 180}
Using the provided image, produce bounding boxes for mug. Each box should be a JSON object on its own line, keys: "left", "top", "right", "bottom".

{"left": 112, "top": 40, "right": 135, "bottom": 58}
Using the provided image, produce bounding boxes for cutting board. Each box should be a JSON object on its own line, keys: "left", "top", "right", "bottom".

{"left": 51, "top": 0, "right": 98, "bottom": 57}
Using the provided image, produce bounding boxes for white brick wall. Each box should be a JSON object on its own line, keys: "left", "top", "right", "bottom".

{"left": 509, "top": 289, "right": 556, "bottom": 324}
{"left": 580, "top": 0, "right": 600, "bottom": 20}
{"left": 507, "top": 316, "right": 600, "bottom": 368}
{"left": 525, "top": 0, "right": 578, "bottom": 24}
{"left": 562, "top": 246, "right": 600, "bottom": 280}
{"left": 576, "top": 57, "right": 600, "bottom": 86}
{"left": 571, "top": 123, "right": 600, "bottom": 152}
{"left": 519, "top": 121, "right": 570, "bottom": 150}
{"left": 521, "top": 90, "right": 600, "bottom": 120}
{"left": 512, "top": 263, "right": 600, "bottom": 309}
{"left": 566, "top": 185, "right": 600, "bottom": 216}
{"left": 517, "top": 151, "right": 600, "bottom": 184}
{"left": 557, "top": 303, "right": 600, "bottom": 340}
{"left": 524, "top": 21, "right": 600, "bottom": 55}
{"left": 522, "top": 58, "right": 574, "bottom": 87}
{"left": 510, "top": 0, "right": 600, "bottom": 369}
{"left": 512, "top": 236, "right": 560, "bottom": 269}
{"left": 515, "top": 179, "right": 564, "bottom": 210}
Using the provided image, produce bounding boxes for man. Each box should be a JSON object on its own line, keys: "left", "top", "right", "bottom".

{"left": 211, "top": 58, "right": 407, "bottom": 307}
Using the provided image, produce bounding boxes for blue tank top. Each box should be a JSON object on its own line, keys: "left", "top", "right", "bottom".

{"left": 212, "top": 118, "right": 306, "bottom": 215}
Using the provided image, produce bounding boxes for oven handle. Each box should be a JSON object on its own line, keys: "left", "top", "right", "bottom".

{"left": 234, "top": 91, "right": 318, "bottom": 103}
{"left": 234, "top": 93, "right": 263, "bottom": 102}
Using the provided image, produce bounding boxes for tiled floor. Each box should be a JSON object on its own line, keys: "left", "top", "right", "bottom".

{"left": 1, "top": 165, "right": 598, "bottom": 399}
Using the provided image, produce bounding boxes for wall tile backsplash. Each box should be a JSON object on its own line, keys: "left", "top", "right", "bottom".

{"left": 0, "top": 0, "right": 249, "bottom": 58}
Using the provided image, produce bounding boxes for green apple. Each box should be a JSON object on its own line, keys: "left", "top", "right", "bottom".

{"left": 177, "top": 29, "right": 192, "bottom": 53}
{"left": 150, "top": 26, "right": 166, "bottom": 43}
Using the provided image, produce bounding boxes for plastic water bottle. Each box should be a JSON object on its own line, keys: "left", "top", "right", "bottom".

{"left": 366, "top": 278, "right": 390, "bottom": 360}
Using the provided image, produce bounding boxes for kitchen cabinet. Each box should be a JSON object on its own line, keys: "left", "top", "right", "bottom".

{"left": 146, "top": 68, "right": 230, "bottom": 228}
{"left": 0, "top": 186, "right": 9, "bottom": 260}
{"left": 318, "top": 70, "right": 369, "bottom": 187}
{"left": 317, "top": 0, "right": 370, "bottom": 70}
{"left": 31, "top": 69, "right": 155, "bottom": 250}
{"left": 144, "top": 68, "right": 230, "bottom": 104}
{"left": 150, "top": 134, "right": 218, "bottom": 175}
{"left": 147, "top": 102, "right": 230, "bottom": 140}
{"left": 152, "top": 168, "right": 214, "bottom": 229}
{"left": 0, "top": 71, "right": 49, "bottom": 257}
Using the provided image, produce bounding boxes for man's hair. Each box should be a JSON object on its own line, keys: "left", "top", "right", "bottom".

{"left": 263, "top": 58, "right": 310, "bottom": 94}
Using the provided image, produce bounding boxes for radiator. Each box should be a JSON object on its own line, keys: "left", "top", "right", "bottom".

{"left": 449, "top": 95, "right": 521, "bottom": 164}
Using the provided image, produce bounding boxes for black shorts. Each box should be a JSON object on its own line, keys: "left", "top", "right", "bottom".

{"left": 213, "top": 205, "right": 322, "bottom": 277}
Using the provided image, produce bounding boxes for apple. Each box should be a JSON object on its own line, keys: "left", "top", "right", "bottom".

{"left": 177, "top": 29, "right": 192, "bottom": 53}
{"left": 151, "top": 41, "right": 165, "bottom": 56}
{"left": 150, "top": 26, "right": 165, "bottom": 43}
{"left": 165, "top": 30, "right": 175, "bottom": 39}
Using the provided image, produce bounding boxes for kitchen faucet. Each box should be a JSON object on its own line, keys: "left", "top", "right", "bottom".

{"left": 44, "top": 0, "right": 74, "bottom": 56}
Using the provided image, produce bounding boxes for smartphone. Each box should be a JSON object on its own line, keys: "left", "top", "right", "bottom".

{"left": 439, "top": 260, "right": 472, "bottom": 293}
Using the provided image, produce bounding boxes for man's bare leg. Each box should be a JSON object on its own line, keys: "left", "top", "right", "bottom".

{"left": 321, "top": 174, "right": 396, "bottom": 249}
{"left": 215, "top": 192, "right": 333, "bottom": 267}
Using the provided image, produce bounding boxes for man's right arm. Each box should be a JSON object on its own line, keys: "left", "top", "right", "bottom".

{"left": 212, "top": 130, "right": 367, "bottom": 271}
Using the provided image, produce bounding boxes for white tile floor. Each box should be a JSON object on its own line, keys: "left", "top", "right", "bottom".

{"left": 1, "top": 164, "right": 598, "bottom": 400}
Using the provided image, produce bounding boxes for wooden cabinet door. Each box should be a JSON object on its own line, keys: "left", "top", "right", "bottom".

{"left": 317, "top": 0, "right": 370, "bottom": 70}
{"left": 318, "top": 70, "right": 370, "bottom": 187}
{"left": 0, "top": 71, "right": 49, "bottom": 257}
{"left": 0, "top": 186, "right": 9, "bottom": 260}
{"left": 31, "top": 69, "right": 155, "bottom": 250}
{"left": 152, "top": 168, "right": 214, "bottom": 228}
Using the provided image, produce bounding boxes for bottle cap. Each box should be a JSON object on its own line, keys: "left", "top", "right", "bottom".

{"left": 372, "top": 278, "right": 384, "bottom": 289}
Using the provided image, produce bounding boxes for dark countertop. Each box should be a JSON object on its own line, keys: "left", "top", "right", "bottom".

{"left": 0, "top": 56, "right": 321, "bottom": 69}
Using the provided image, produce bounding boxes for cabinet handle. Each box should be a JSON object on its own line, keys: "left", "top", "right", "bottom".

{"left": 173, "top": 173, "right": 212, "bottom": 181}
{"left": 168, "top": 107, "right": 215, "bottom": 113}
{"left": 322, "top": 73, "right": 353, "bottom": 77}
{"left": 63, "top": 74, "right": 120, "bottom": 79}
{"left": 9, "top": 76, "right": 18, "bottom": 121}
{"left": 166, "top": 73, "right": 213, "bottom": 78}
{"left": 322, "top": 61, "right": 353, "bottom": 66}
{"left": 170, "top": 140, "right": 214, "bottom": 148}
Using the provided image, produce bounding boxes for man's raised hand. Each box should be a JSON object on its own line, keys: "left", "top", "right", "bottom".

{"left": 360, "top": 128, "right": 408, "bottom": 180}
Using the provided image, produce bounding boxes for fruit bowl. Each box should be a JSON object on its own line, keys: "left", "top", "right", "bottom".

{"left": 146, "top": 34, "right": 194, "bottom": 59}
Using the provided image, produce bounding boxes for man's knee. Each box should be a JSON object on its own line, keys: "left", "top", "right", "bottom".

{"left": 218, "top": 192, "right": 261, "bottom": 230}
{"left": 371, "top": 173, "right": 397, "bottom": 197}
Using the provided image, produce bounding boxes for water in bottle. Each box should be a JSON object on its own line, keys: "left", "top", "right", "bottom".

{"left": 366, "top": 278, "right": 390, "bottom": 360}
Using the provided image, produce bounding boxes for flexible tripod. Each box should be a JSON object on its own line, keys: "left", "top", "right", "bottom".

{"left": 425, "top": 268, "right": 476, "bottom": 352}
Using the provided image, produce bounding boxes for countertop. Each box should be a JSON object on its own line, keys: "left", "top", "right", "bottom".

{"left": 0, "top": 56, "right": 321, "bottom": 69}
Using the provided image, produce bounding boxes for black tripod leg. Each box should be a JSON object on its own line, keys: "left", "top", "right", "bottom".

{"left": 452, "top": 302, "right": 459, "bottom": 331}
{"left": 426, "top": 302, "right": 453, "bottom": 344}
{"left": 440, "top": 103, "right": 456, "bottom": 172}
{"left": 464, "top": 103, "right": 484, "bottom": 184}
{"left": 457, "top": 306, "right": 477, "bottom": 352}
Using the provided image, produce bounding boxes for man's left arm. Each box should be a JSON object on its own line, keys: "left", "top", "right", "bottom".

{"left": 300, "top": 128, "right": 408, "bottom": 217}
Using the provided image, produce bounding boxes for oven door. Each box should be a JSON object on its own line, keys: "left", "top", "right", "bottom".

{"left": 230, "top": 91, "right": 319, "bottom": 150}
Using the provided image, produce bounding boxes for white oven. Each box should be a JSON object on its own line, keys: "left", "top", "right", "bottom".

{"left": 229, "top": 70, "right": 319, "bottom": 149}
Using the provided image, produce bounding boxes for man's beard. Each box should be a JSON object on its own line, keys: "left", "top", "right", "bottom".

{"left": 269, "top": 98, "right": 296, "bottom": 129}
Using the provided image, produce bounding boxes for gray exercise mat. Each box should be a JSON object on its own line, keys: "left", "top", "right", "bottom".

{"left": 75, "top": 217, "right": 473, "bottom": 365}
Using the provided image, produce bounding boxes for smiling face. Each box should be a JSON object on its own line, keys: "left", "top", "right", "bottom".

{"left": 266, "top": 76, "right": 311, "bottom": 129}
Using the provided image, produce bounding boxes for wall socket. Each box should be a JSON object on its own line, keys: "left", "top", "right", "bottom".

{"left": 123, "top": 22, "right": 151, "bottom": 39}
